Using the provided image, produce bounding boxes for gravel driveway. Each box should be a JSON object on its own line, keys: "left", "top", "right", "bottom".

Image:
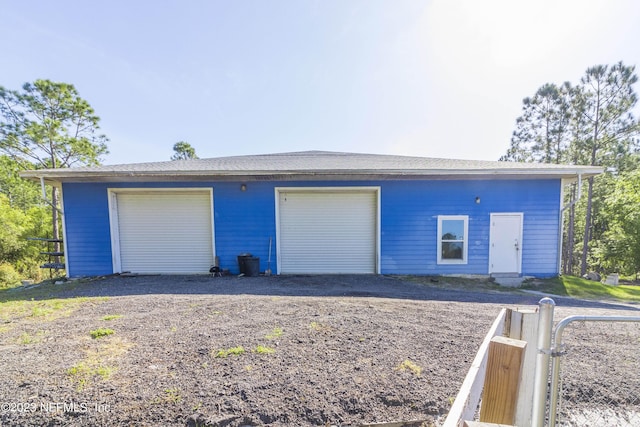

{"left": 1, "top": 274, "right": 638, "bottom": 426}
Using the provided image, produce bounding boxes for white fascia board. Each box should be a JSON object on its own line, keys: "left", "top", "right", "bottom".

{"left": 20, "top": 166, "right": 604, "bottom": 182}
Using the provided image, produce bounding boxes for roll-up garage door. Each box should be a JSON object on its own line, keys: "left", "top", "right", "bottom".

{"left": 278, "top": 189, "right": 378, "bottom": 274}
{"left": 114, "top": 191, "right": 214, "bottom": 274}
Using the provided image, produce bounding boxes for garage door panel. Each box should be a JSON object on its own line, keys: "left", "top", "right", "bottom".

{"left": 116, "top": 192, "right": 214, "bottom": 274}
{"left": 278, "top": 190, "right": 377, "bottom": 274}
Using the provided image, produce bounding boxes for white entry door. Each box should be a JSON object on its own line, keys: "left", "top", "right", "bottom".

{"left": 489, "top": 213, "right": 523, "bottom": 275}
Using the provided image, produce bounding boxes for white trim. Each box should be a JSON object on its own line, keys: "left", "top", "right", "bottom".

{"left": 274, "top": 186, "right": 381, "bottom": 274}
{"left": 558, "top": 180, "right": 568, "bottom": 274}
{"left": 437, "top": 215, "right": 469, "bottom": 265}
{"left": 21, "top": 165, "right": 604, "bottom": 182}
{"left": 274, "top": 188, "right": 282, "bottom": 274}
{"left": 488, "top": 212, "right": 524, "bottom": 275}
{"left": 107, "top": 190, "right": 121, "bottom": 273}
{"left": 107, "top": 187, "right": 215, "bottom": 274}
{"left": 58, "top": 184, "right": 70, "bottom": 277}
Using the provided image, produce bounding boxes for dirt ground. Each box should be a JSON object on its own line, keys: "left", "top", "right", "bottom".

{"left": 0, "top": 274, "right": 638, "bottom": 426}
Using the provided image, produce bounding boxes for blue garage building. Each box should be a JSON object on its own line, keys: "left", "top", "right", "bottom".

{"left": 22, "top": 151, "right": 601, "bottom": 278}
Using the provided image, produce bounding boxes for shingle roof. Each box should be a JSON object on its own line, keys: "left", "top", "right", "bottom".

{"left": 21, "top": 150, "right": 603, "bottom": 182}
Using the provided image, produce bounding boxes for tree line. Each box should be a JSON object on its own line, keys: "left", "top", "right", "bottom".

{"left": 0, "top": 80, "right": 197, "bottom": 287}
{"left": 501, "top": 61, "right": 640, "bottom": 279}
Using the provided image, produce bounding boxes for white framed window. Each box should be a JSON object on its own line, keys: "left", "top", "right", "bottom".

{"left": 437, "top": 215, "right": 468, "bottom": 264}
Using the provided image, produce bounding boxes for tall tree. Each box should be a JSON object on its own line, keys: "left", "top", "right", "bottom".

{"left": 0, "top": 155, "right": 40, "bottom": 211}
{"left": 594, "top": 168, "right": 640, "bottom": 279}
{"left": 0, "top": 80, "right": 109, "bottom": 256}
{"left": 502, "top": 81, "right": 578, "bottom": 274}
{"left": 502, "top": 82, "right": 573, "bottom": 164}
{"left": 0, "top": 191, "right": 51, "bottom": 285}
{"left": 171, "top": 141, "right": 198, "bottom": 160}
{"left": 573, "top": 62, "right": 638, "bottom": 276}
{"left": 502, "top": 62, "right": 639, "bottom": 276}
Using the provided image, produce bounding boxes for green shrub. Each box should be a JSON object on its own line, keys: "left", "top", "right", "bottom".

{"left": 254, "top": 345, "right": 275, "bottom": 354}
{"left": 265, "top": 327, "right": 283, "bottom": 340}
{"left": 90, "top": 328, "right": 115, "bottom": 339}
{"left": 214, "top": 346, "right": 245, "bottom": 358}
{"left": 0, "top": 263, "right": 21, "bottom": 288}
{"left": 396, "top": 359, "right": 422, "bottom": 376}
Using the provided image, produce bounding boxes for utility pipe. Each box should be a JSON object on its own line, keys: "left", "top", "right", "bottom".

{"left": 40, "top": 176, "right": 47, "bottom": 200}
{"left": 557, "top": 173, "right": 582, "bottom": 274}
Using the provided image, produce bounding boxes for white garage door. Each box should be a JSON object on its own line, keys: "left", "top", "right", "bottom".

{"left": 277, "top": 189, "right": 378, "bottom": 274}
{"left": 113, "top": 191, "right": 214, "bottom": 274}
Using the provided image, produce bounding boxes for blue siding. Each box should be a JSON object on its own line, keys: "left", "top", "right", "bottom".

{"left": 380, "top": 180, "right": 560, "bottom": 277}
{"left": 212, "top": 182, "right": 277, "bottom": 274}
{"left": 63, "top": 183, "right": 113, "bottom": 276}
{"left": 62, "top": 179, "right": 561, "bottom": 278}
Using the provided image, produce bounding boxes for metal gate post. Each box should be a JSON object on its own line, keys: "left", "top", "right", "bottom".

{"left": 531, "top": 297, "right": 555, "bottom": 427}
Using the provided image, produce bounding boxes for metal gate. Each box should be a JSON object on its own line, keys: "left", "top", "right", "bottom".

{"left": 532, "top": 299, "right": 640, "bottom": 427}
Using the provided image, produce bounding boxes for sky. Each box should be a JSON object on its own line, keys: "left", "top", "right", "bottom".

{"left": 2, "top": 0, "right": 640, "bottom": 165}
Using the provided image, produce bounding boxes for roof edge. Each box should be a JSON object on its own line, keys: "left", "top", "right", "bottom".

{"left": 20, "top": 166, "right": 604, "bottom": 183}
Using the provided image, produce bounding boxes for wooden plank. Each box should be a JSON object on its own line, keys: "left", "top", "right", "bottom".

{"left": 360, "top": 421, "right": 430, "bottom": 427}
{"left": 512, "top": 310, "right": 538, "bottom": 427}
{"left": 479, "top": 336, "right": 527, "bottom": 425}
{"left": 442, "top": 309, "right": 507, "bottom": 427}
{"left": 505, "top": 309, "right": 521, "bottom": 339}
{"left": 464, "top": 422, "right": 514, "bottom": 427}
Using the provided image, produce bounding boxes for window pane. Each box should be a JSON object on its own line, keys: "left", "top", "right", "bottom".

{"left": 441, "top": 220, "right": 464, "bottom": 241}
{"left": 442, "top": 242, "right": 464, "bottom": 260}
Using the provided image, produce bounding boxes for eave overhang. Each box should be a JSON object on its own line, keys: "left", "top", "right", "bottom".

{"left": 20, "top": 166, "right": 604, "bottom": 185}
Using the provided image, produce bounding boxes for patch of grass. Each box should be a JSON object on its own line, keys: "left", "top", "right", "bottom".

{"left": 0, "top": 297, "right": 108, "bottom": 329}
{"left": 309, "top": 321, "right": 329, "bottom": 331}
{"left": 403, "top": 275, "right": 516, "bottom": 292}
{"left": 90, "top": 328, "right": 114, "bottom": 339}
{"left": 265, "top": 327, "right": 283, "bottom": 340}
{"left": 67, "top": 336, "right": 132, "bottom": 391}
{"left": 29, "top": 299, "right": 82, "bottom": 317}
{"left": 523, "top": 276, "right": 640, "bottom": 303}
{"left": 396, "top": 359, "right": 422, "bottom": 376}
{"left": 150, "top": 388, "right": 182, "bottom": 405}
{"left": 163, "top": 388, "right": 181, "bottom": 404}
{"left": 101, "top": 314, "right": 122, "bottom": 321}
{"left": 68, "top": 362, "right": 113, "bottom": 380}
{"left": 18, "top": 330, "right": 46, "bottom": 345}
{"left": 214, "top": 346, "right": 246, "bottom": 358}
{"left": 309, "top": 321, "right": 335, "bottom": 334}
{"left": 253, "top": 345, "right": 275, "bottom": 354}
{"left": 67, "top": 362, "right": 114, "bottom": 391}
{"left": 0, "top": 277, "right": 102, "bottom": 303}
